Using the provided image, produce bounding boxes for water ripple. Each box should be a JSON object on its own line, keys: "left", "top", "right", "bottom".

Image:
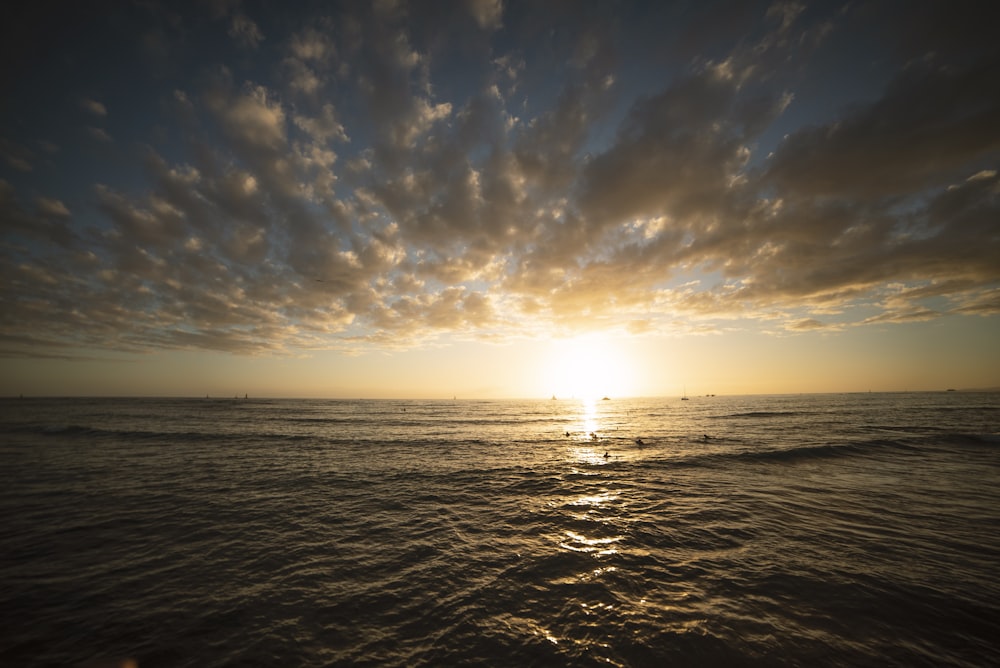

{"left": 1, "top": 395, "right": 999, "bottom": 666}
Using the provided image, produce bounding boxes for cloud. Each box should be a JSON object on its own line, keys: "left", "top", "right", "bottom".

{"left": 81, "top": 98, "right": 108, "bottom": 117}
{"left": 205, "top": 78, "right": 287, "bottom": 151}
{"left": 861, "top": 308, "right": 941, "bottom": 325}
{"left": 1, "top": 138, "right": 34, "bottom": 171}
{"left": 579, "top": 63, "right": 770, "bottom": 225}
{"left": 290, "top": 25, "right": 336, "bottom": 62}
{"left": 1, "top": 1, "right": 997, "bottom": 360}
{"left": 951, "top": 288, "right": 1000, "bottom": 316}
{"left": 765, "top": 55, "right": 1000, "bottom": 199}
{"left": 284, "top": 23, "right": 341, "bottom": 95}
{"left": 294, "top": 103, "right": 349, "bottom": 143}
{"left": 229, "top": 12, "right": 264, "bottom": 48}
{"left": 466, "top": 0, "right": 504, "bottom": 30}
{"left": 0, "top": 181, "right": 76, "bottom": 247}
{"left": 88, "top": 127, "right": 113, "bottom": 142}
{"left": 785, "top": 318, "right": 836, "bottom": 332}
{"left": 35, "top": 197, "right": 70, "bottom": 218}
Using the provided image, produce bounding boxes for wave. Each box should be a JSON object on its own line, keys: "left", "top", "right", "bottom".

{"left": 652, "top": 437, "right": 926, "bottom": 470}
{"left": 276, "top": 415, "right": 566, "bottom": 427}
{"left": 14, "top": 423, "right": 313, "bottom": 445}
{"left": 720, "top": 410, "right": 815, "bottom": 419}
{"left": 730, "top": 439, "right": 921, "bottom": 463}
{"left": 269, "top": 416, "right": 384, "bottom": 425}
{"left": 2, "top": 395, "right": 997, "bottom": 668}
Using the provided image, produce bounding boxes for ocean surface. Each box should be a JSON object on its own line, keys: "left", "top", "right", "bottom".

{"left": 1, "top": 393, "right": 998, "bottom": 667}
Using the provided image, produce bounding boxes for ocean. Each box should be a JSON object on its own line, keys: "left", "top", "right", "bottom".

{"left": 1, "top": 393, "right": 998, "bottom": 667}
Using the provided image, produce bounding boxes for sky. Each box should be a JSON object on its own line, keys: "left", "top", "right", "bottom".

{"left": 1, "top": 0, "right": 998, "bottom": 399}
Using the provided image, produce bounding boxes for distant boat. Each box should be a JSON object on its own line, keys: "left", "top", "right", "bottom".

{"left": 602, "top": 396, "right": 610, "bottom": 401}
{"left": 551, "top": 394, "right": 557, "bottom": 400}
{"left": 681, "top": 386, "right": 689, "bottom": 400}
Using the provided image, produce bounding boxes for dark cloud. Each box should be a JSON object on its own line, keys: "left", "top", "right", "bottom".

{"left": 0, "top": 0, "right": 997, "bottom": 359}
{"left": 787, "top": 318, "right": 830, "bottom": 331}
{"left": 765, "top": 55, "right": 1000, "bottom": 198}
{"left": 81, "top": 98, "right": 108, "bottom": 117}
{"left": 228, "top": 13, "right": 264, "bottom": 49}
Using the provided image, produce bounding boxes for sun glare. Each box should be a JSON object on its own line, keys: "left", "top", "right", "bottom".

{"left": 545, "top": 335, "right": 638, "bottom": 400}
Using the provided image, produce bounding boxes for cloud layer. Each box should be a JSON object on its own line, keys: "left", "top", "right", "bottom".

{"left": 1, "top": 0, "right": 998, "bottom": 358}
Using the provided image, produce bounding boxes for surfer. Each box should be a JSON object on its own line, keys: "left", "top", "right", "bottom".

{"left": 635, "top": 438, "right": 644, "bottom": 446}
{"left": 603, "top": 451, "right": 610, "bottom": 459}
{"left": 703, "top": 434, "right": 711, "bottom": 441}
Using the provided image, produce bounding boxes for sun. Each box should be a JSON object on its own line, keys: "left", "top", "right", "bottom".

{"left": 544, "top": 334, "right": 638, "bottom": 400}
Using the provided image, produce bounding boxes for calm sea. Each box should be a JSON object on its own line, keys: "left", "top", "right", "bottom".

{"left": 1, "top": 393, "right": 998, "bottom": 667}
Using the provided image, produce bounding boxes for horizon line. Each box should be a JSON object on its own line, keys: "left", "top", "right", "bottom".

{"left": 4, "top": 388, "right": 997, "bottom": 401}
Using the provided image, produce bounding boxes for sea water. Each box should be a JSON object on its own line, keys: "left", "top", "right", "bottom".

{"left": 1, "top": 393, "right": 998, "bottom": 667}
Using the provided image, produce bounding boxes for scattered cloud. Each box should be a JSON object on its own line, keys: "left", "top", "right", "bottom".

{"left": 466, "top": 0, "right": 504, "bottom": 31}
{"left": 1, "top": 138, "right": 33, "bottom": 171}
{"left": 81, "top": 98, "right": 108, "bottom": 117}
{"left": 228, "top": 13, "right": 264, "bottom": 49}
{"left": 0, "top": 1, "right": 997, "bottom": 359}
{"left": 765, "top": 56, "right": 1000, "bottom": 199}
{"left": 35, "top": 197, "right": 70, "bottom": 218}
{"left": 294, "top": 103, "right": 349, "bottom": 143}
{"left": 87, "top": 127, "right": 113, "bottom": 142}
{"left": 787, "top": 318, "right": 828, "bottom": 331}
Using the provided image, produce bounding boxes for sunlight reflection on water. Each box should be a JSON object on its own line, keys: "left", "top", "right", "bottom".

{"left": 580, "top": 398, "right": 598, "bottom": 437}
{"left": 569, "top": 492, "right": 619, "bottom": 507}
{"left": 568, "top": 447, "right": 615, "bottom": 466}
{"left": 560, "top": 530, "right": 622, "bottom": 555}
{"left": 6, "top": 395, "right": 996, "bottom": 666}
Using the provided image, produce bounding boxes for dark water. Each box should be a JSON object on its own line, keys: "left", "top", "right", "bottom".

{"left": 1, "top": 393, "right": 998, "bottom": 667}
